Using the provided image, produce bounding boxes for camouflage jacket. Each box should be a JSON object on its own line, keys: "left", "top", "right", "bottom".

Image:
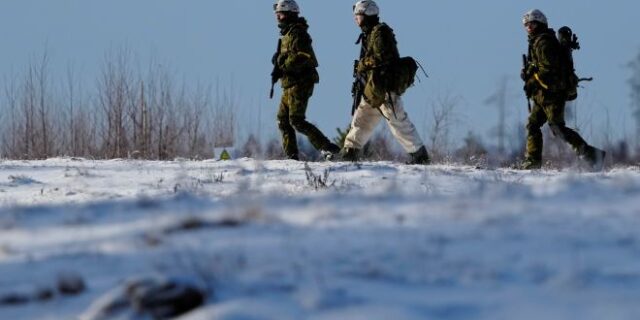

{"left": 276, "top": 17, "right": 320, "bottom": 89}
{"left": 358, "top": 22, "right": 401, "bottom": 106}
{"left": 358, "top": 23, "right": 400, "bottom": 76}
{"left": 526, "top": 28, "right": 563, "bottom": 93}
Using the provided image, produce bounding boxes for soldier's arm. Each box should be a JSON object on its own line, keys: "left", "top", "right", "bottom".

{"left": 534, "top": 38, "right": 561, "bottom": 91}
{"left": 279, "top": 29, "right": 317, "bottom": 73}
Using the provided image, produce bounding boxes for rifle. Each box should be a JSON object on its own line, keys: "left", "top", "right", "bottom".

{"left": 269, "top": 38, "right": 283, "bottom": 99}
{"left": 522, "top": 54, "right": 532, "bottom": 112}
{"left": 351, "top": 60, "right": 365, "bottom": 115}
{"left": 351, "top": 34, "right": 367, "bottom": 115}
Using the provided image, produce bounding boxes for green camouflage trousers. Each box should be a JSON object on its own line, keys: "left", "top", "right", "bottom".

{"left": 525, "top": 93, "right": 590, "bottom": 162}
{"left": 277, "top": 83, "right": 333, "bottom": 158}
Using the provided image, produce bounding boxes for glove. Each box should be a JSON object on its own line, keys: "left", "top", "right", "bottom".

{"left": 356, "top": 60, "right": 368, "bottom": 74}
{"left": 277, "top": 53, "right": 288, "bottom": 68}
{"left": 520, "top": 68, "right": 527, "bottom": 81}
{"left": 271, "top": 52, "right": 279, "bottom": 66}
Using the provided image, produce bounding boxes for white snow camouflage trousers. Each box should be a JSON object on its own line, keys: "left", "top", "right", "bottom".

{"left": 344, "top": 93, "right": 424, "bottom": 153}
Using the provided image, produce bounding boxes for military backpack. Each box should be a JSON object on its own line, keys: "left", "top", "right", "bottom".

{"left": 557, "top": 26, "right": 590, "bottom": 101}
{"left": 388, "top": 56, "right": 419, "bottom": 95}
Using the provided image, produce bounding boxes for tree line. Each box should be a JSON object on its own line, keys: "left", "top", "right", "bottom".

{"left": 2, "top": 47, "right": 640, "bottom": 166}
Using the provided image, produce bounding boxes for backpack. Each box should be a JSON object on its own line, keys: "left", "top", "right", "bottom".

{"left": 386, "top": 56, "right": 419, "bottom": 95}
{"left": 557, "top": 26, "right": 583, "bottom": 101}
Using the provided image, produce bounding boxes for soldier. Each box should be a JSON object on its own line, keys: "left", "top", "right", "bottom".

{"left": 271, "top": 0, "right": 340, "bottom": 161}
{"left": 521, "top": 9, "right": 606, "bottom": 170}
{"left": 341, "top": 0, "right": 430, "bottom": 164}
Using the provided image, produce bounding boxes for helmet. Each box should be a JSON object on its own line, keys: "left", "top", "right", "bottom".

{"left": 274, "top": 0, "right": 300, "bottom": 13}
{"left": 523, "top": 9, "right": 547, "bottom": 25}
{"left": 353, "top": 0, "right": 379, "bottom": 16}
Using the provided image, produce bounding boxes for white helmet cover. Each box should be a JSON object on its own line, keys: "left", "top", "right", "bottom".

{"left": 523, "top": 9, "right": 548, "bottom": 25}
{"left": 353, "top": 0, "right": 379, "bottom": 16}
{"left": 274, "top": 0, "right": 300, "bottom": 13}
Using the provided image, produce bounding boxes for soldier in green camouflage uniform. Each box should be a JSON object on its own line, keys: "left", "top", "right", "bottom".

{"left": 272, "top": 0, "right": 339, "bottom": 160}
{"left": 521, "top": 9, "right": 605, "bottom": 170}
{"left": 341, "top": 0, "right": 430, "bottom": 164}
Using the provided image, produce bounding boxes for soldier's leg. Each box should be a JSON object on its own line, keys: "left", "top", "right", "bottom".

{"left": 277, "top": 88, "right": 299, "bottom": 159}
{"left": 288, "top": 84, "right": 339, "bottom": 153}
{"left": 544, "top": 101, "right": 606, "bottom": 167}
{"left": 343, "top": 98, "right": 383, "bottom": 150}
{"left": 525, "top": 101, "right": 548, "bottom": 165}
{"left": 379, "top": 94, "right": 425, "bottom": 154}
{"left": 544, "top": 101, "right": 589, "bottom": 154}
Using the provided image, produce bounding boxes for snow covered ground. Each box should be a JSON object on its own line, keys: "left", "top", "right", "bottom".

{"left": 1, "top": 158, "right": 640, "bottom": 320}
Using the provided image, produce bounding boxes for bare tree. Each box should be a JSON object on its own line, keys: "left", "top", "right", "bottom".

{"left": 1, "top": 47, "right": 251, "bottom": 161}
{"left": 8, "top": 53, "right": 57, "bottom": 159}
{"left": 62, "top": 64, "right": 96, "bottom": 157}
{"left": 428, "top": 92, "right": 461, "bottom": 161}
{"left": 239, "top": 134, "right": 263, "bottom": 159}
{"left": 211, "top": 82, "right": 237, "bottom": 149}
{"left": 629, "top": 50, "right": 640, "bottom": 149}
{"left": 484, "top": 77, "right": 508, "bottom": 154}
{"left": 1, "top": 75, "right": 20, "bottom": 157}
{"left": 97, "top": 48, "right": 136, "bottom": 158}
{"left": 36, "top": 53, "right": 53, "bottom": 157}
{"left": 185, "top": 84, "right": 212, "bottom": 158}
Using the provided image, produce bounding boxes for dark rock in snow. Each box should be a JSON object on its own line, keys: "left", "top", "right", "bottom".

{"left": 57, "top": 271, "right": 86, "bottom": 295}
{"left": 35, "top": 287, "right": 55, "bottom": 301}
{"left": 0, "top": 292, "right": 30, "bottom": 306}
{"left": 80, "top": 275, "right": 206, "bottom": 320}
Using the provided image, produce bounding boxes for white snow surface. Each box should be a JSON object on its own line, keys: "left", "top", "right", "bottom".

{"left": 1, "top": 158, "right": 639, "bottom": 320}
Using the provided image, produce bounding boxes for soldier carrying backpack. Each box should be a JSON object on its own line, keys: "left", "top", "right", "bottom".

{"left": 520, "top": 9, "right": 605, "bottom": 170}
{"left": 340, "top": 0, "right": 430, "bottom": 165}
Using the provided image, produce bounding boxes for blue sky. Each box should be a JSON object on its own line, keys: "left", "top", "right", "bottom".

{"left": 1, "top": 0, "right": 638, "bottom": 148}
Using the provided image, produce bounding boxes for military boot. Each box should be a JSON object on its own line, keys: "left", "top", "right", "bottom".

{"left": 520, "top": 157, "right": 542, "bottom": 170}
{"left": 406, "top": 146, "right": 431, "bottom": 165}
{"left": 581, "top": 146, "right": 606, "bottom": 171}
{"left": 340, "top": 148, "right": 360, "bottom": 162}
{"left": 320, "top": 143, "right": 341, "bottom": 161}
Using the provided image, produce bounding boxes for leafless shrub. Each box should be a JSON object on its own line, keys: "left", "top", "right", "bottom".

{"left": 238, "top": 134, "right": 262, "bottom": 159}
{"left": 428, "top": 92, "right": 462, "bottom": 162}
{"left": 484, "top": 77, "right": 509, "bottom": 155}
{"left": 1, "top": 47, "right": 240, "bottom": 160}
{"left": 454, "top": 131, "right": 488, "bottom": 167}
{"left": 203, "top": 171, "right": 225, "bottom": 184}
{"left": 264, "top": 137, "right": 285, "bottom": 160}
{"left": 629, "top": 49, "right": 640, "bottom": 150}
{"left": 304, "top": 163, "right": 334, "bottom": 190}
{"left": 96, "top": 47, "right": 136, "bottom": 158}
{"left": 1, "top": 52, "right": 57, "bottom": 159}
{"left": 211, "top": 82, "right": 237, "bottom": 149}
